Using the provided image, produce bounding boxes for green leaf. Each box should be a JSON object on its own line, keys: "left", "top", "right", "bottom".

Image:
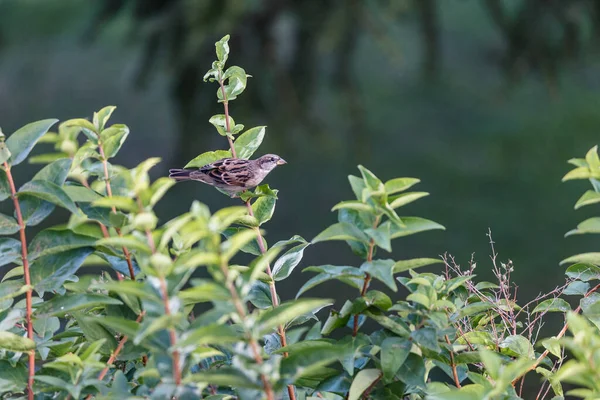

{"left": 215, "top": 34, "right": 230, "bottom": 63}
{"left": 566, "top": 217, "right": 600, "bottom": 236}
{"left": 365, "top": 221, "right": 392, "bottom": 252}
{"left": 586, "top": 145, "right": 600, "bottom": 171}
{"left": 358, "top": 165, "right": 384, "bottom": 193}
{"left": 360, "top": 259, "right": 396, "bottom": 291}
{"left": 209, "top": 114, "right": 235, "bottom": 136}
{"left": 0, "top": 213, "right": 19, "bottom": 234}
{"left": 97, "top": 235, "right": 151, "bottom": 253}
{"left": 252, "top": 192, "right": 277, "bottom": 225}
{"left": 0, "top": 169, "right": 10, "bottom": 202}
{"left": 30, "top": 248, "right": 93, "bottom": 296}
{"left": 18, "top": 159, "right": 73, "bottom": 226}
{"left": 563, "top": 166, "right": 591, "bottom": 181}
{"left": 499, "top": 335, "right": 535, "bottom": 359}
{"left": 280, "top": 341, "right": 346, "bottom": 378}
{"left": 348, "top": 175, "right": 367, "bottom": 201}
{"left": 6, "top": 119, "right": 58, "bottom": 166}
{"left": 389, "top": 192, "right": 429, "bottom": 209}
{"left": 221, "top": 228, "right": 262, "bottom": 261}
{"left": 541, "top": 337, "right": 562, "bottom": 358}
{"left": 0, "top": 331, "right": 35, "bottom": 351}
{"left": 92, "top": 196, "right": 137, "bottom": 212}
{"left": 348, "top": 369, "right": 382, "bottom": 400}
{"left": 185, "top": 368, "right": 260, "bottom": 389}
{"left": 92, "top": 280, "right": 159, "bottom": 301}
{"left": 564, "top": 262, "right": 600, "bottom": 280}
{"left": 63, "top": 185, "right": 102, "bottom": 202}
{"left": 257, "top": 299, "right": 331, "bottom": 335}
{"left": 184, "top": 150, "right": 232, "bottom": 168}
{"left": 397, "top": 353, "right": 426, "bottom": 389}
{"left": 393, "top": 258, "right": 442, "bottom": 273}
{"left": 381, "top": 337, "right": 411, "bottom": 382}
{"left": 564, "top": 280, "right": 589, "bottom": 295}
{"left": 178, "top": 323, "right": 241, "bottom": 348}
{"left": 220, "top": 66, "right": 249, "bottom": 101}
{"left": 273, "top": 242, "right": 310, "bottom": 281}
{"left": 0, "top": 361, "right": 27, "bottom": 393}
{"left": 95, "top": 316, "right": 141, "bottom": 338}
{"left": 100, "top": 124, "right": 129, "bottom": 158}
{"left": 0, "top": 142, "right": 11, "bottom": 165}
{"left": 235, "top": 126, "right": 266, "bottom": 159}
{"left": 312, "top": 222, "right": 369, "bottom": 244}
{"left": 34, "top": 293, "right": 122, "bottom": 316}
{"left": 390, "top": 217, "right": 445, "bottom": 238}
{"left": 94, "top": 105, "right": 117, "bottom": 131}
{"left": 410, "top": 327, "right": 440, "bottom": 352}
{"left": 73, "top": 312, "right": 117, "bottom": 353}
{"left": 18, "top": 180, "right": 78, "bottom": 214}
{"left": 297, "top": 266, "right": 364, "bottom": 297}
{"left": 331, "top": 201, "right": 373, "bottom": 213}
{"left": 364, "top": 310, "right": 410, "bottom": 336}
{"left": 0, "top": 238, "right": 21, "bottom": 267}
{"left": 384, "top": 178, "right": 420, "bottom": 195}
{"left": 133, "top": 314, "right": 182, "bottom": 345}
{"left": 28, "top": 228, "right": 96, "bottom": 260}
{"left": 532, "top": 298, "right": 571, "bottom": 314}
{"left": 179, "top": 281, "right": 230, "bottom": 305}
{"left": 575, "top": 190, "right": 600, "bottom": 209}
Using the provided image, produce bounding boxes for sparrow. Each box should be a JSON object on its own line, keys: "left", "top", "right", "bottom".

{"left": 169, "top": 154, "right": 287, "bottom": 196}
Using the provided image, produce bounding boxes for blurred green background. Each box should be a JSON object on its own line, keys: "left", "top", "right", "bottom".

{"left": 0, "top": 0, "right": 599, "bottom": 313}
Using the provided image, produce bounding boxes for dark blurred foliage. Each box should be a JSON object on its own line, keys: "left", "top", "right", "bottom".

{"left": 1, "top": 0, "right": 600, "bottom": 338}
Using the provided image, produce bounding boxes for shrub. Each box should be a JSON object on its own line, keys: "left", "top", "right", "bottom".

{"left": 1, "top": 34, "right": 600, "bottom": 400}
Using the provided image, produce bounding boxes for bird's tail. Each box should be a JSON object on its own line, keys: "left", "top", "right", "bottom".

{"left": 169, "top": 169, "right": 193, "bottom": 181}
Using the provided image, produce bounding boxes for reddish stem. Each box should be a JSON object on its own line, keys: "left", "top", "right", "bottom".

{"left": 445, "top": 335, "right": 461, "bottom": 388}
{"left": 217, "top": 67, "right": 279, "bottom": 400}
{"left": 245, "top": 201, "right": 295, "bottom": 400}
{"left": 353, "top": 216, "right": 380, "bottom": 337}
{"left": 98, "top": 145, "right": 136, "bottom": 280}
{"left": 97, "top": 312, "right": 146, "bottom": 381}
{"left": 4, "top": 162, "right": 34, "bottom": 400}
{"left": 218, "top": 72, "right": 237, "bottom": 158}
{"left": 137, "top": 196, "right": 182, "bottom": 388}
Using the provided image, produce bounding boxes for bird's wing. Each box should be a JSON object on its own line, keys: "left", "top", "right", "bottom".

{"left": 199, "top": 158, "right": 252, "bottom": 186}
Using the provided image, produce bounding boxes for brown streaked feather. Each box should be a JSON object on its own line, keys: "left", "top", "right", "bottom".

{"left": 196, "top": 158, "right": 252, "bottom": 187}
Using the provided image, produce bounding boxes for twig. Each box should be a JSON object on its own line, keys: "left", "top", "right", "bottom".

{"left": 137, "top": 198, "right": 182, "bottom": 388}
{"left": 353, "top": 215, "right": 380, "bottom": 336}
{"left": 445, "top": 335, "right": 461, "bottom": 388}
{"left": 4, "top": 162, "right": 34, "bottom": 400}
{"left": 98, "top": 144, "right": 136, "bottom": 280}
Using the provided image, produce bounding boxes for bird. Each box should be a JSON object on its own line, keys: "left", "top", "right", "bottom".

{"left": 169, "top": 154, "right": 287, "bottom": 196}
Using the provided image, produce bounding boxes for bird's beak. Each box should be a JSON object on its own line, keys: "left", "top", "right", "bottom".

{"left": 277, "top": 158, "right": 287, "bottom": 165}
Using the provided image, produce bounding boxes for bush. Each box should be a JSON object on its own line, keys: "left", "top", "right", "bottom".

{"left": 1, "top": 34, "right": 600, "bottom": 400}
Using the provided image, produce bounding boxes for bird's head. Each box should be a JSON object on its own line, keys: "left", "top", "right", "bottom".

{"left": 257, "top": 154, "right": 287, "bottom": 171}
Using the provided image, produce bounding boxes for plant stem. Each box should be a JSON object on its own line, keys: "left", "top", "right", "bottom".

{"left": 96, "top": 311, "right": 146, "bottom": 380}
{"left": 219, "top": 259, "right": 275, "bottom": 400}
{"left": 217, "top": 66, "right": 283, "bottom": 400}
{"left": 245, "top": 200, "right": 296, "bottom": 400}
{"left": 218, "top": 71, "right": 237, "bottom": 158}
{"left": 98, "top": 145, "right": 136, "bottom": 280}
{"left": 445, "top": 335, "right": 461, "bottom": 388}
{"left": 4, "top": 162, "right": 34, "bottom": 400}
{"left": 138, "top": 199, "right": 182, "bottom": 388}
{"left": 353, "top": 215, "right": 380, "bottom": 337}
